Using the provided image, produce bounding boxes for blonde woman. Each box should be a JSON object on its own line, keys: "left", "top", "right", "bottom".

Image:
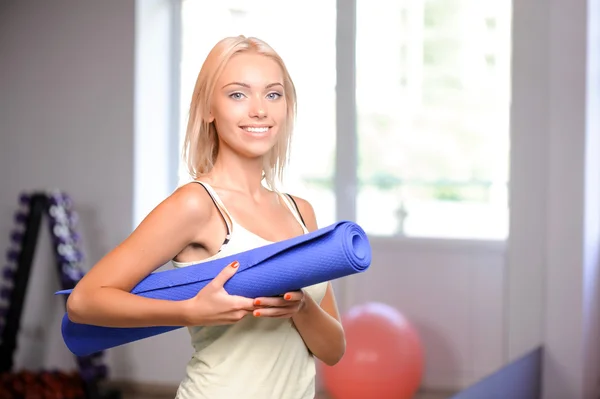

{"left": 66, "top": 36, "right": 346, "bottom": 398}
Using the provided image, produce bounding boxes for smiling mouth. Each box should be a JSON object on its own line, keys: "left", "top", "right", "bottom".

{"left": 241, "top": 126, "right": 271, "bottom": 134}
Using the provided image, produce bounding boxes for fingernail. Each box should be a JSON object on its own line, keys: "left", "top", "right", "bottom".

{"left": 254, "top": 311, "right": 261, "bottom": 317}
{"left": 254, "top": 299, "right": 261, "bottom": 306}
{"left": 284, "top": 294, "right": 291, "bottom": 300}
{"left": 230, "top": 261, "right": 239, "bottom": 268}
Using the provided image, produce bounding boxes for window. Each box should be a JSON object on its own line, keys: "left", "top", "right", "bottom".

{"left": 178, "top": 0, "right": 338, "bottom": 227}
{"left": 177, "top": 0, "right": 511, "bottom": 240}
{"left": 355, "top": 0, "right": 511, "bottom": 239}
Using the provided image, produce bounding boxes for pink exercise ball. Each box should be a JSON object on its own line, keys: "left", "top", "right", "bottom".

{"left": 321, "top": 302, "right": 424, "bottom": 399}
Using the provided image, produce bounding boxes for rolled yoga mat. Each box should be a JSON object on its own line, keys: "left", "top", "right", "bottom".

{"left": 56, "top": 220, "right": 372, "bottom": 357}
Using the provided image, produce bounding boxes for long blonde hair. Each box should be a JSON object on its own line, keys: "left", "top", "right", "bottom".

{"left": 182, "top": 36, "right": 297, "bottom": 190}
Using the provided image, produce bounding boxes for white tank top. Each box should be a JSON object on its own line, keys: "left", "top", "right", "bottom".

{"left": 172, "top": 181, "right": 328, "bottom": 399}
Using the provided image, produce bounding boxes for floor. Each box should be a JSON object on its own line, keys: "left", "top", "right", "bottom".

{"left": 110, "top": 379, "right": 456, "bottom": 399}
{"left": 120, "top": 388, "right": 454, "bottom": 399}
{"left": 313, "top": 391, "right": 453, "bottom": 399}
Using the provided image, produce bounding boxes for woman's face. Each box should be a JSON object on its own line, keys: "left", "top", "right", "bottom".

{"left": 209, "top": 52, "right": 287, "bottom": 160}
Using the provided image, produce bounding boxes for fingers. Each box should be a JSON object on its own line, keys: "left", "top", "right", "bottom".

{"left": 232, "top": 296, "right": 256, "bottom": 312}
{"left": 210, "top": 261, "right": 240, "bottom": 288}
{"left": 254, "top": 291, "right": 303, "bottom": 307}
{"left": 282, "top": 291, "right": 304, "bottom": 302}
{"left": 254, "top": 297, "right": 288, "bottom": 308}
{"left": 253, "top": 304, "right": 300, "bottom": 318}
{"left": 253, "top": 291, "right": 304, "bottom": 318}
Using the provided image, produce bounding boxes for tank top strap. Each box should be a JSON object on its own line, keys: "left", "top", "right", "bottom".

{"left": 192, "top": 181, "right": 233, "bottom": 237}
{"left": 277, "top": 192, "right": 309, "bottom": 234}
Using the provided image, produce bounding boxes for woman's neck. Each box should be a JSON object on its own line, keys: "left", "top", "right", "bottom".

{"left": 208, "top": 152, "right": 267, "bottom": 198}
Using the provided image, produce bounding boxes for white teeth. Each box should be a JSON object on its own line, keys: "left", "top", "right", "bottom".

{"left": 243, "top": 127, "right": 269, "bottom": 133}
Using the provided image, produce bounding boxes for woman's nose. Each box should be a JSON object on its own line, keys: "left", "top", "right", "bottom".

{"left": 249, "top": 95, "right": 267, "bottom": 118}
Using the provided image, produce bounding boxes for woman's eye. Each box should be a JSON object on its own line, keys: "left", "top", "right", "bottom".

{"left": 267, "top": 92, "right": 282, "bottom": 100}
{"left": 230, "top": 92, "right": 245, "bottom": 100}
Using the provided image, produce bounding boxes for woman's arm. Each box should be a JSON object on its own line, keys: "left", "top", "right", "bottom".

{"left": 289, "top": 197, "right": 346, "bottom": 366}
{"left": 66, "top": 183, "right": 254, "bottom": 328}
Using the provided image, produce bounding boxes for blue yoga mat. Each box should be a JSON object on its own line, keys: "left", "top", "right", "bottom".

{"left": 56, "top": 221, "right": 371, "bottom": 357}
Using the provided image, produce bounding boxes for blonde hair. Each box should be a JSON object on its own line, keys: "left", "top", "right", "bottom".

{"left": 182, "top": 35, "right": 297, "bottom": 190}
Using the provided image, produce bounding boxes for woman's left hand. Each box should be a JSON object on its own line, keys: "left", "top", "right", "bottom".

{"left": 252, "top": 290, "right": 306, "bottom": 318}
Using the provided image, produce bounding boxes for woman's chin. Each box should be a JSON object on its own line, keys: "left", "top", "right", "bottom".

{"left": 230, "top": 143, "right": 275, "bottom": 160}
{"left": 219, "top": 135, "right": 279, "bottom": 160}
{"left": 239, "top": 139, "right": 278, "bottom": 158}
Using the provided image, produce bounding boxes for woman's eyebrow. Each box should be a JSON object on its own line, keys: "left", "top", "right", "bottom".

{"left": 221, "top": 82, "right": 284, "bottom": 89}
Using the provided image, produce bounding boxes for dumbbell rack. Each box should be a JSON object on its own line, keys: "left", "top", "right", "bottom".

{"left": 0, "top": 191, "right": 120, "bottom": 399}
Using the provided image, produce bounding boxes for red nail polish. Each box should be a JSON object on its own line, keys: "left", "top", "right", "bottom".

{"left": 255, "top": 311, "right": 261, "bottom": 317}
{"left": 230, "top": 261, "right": 239, "bottom": 268}
{"left": 255, "top": 299, "right": 261, "bottom": 306}
{"left": 284, "top": 294, "right": 291, "bottom": 300}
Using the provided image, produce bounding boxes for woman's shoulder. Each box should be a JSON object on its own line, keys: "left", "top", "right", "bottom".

{"left": 283, "top": 193, "right": 318, "bottom": 230}
{"left": 160, "top": 180, "right": 216, "bottom": 221}
{"left": 283, "top": 193, "right": 314, "bottom": 212}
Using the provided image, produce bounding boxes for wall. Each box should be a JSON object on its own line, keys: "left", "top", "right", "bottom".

{"left": 506, "top": 0, "right": 600, "bottom": 397}
{"left": 543, "top": 0, "right": 600, "bottom": 397}
{"left": 0, "top": 1, "right": 8, "bottom": 204}
{"left": 0, "top": 0, "right": 512, "bottom": 392}
{"left": 0, "top": 0, "right": 136, "bottom": 372}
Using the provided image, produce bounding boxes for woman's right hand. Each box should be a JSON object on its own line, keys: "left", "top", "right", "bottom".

{"left": 184, "top": 260, "right": 256, "bottom": 326}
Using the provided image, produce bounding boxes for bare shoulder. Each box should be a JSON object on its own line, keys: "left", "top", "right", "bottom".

{"left": 287, "top": 194, "right": 318, "bottom": 231}
{"left": 168, "top": 181, "right": 214, "bottom": 216}
{"left": 141, "top": 182, "right": 214, "bottom": 231}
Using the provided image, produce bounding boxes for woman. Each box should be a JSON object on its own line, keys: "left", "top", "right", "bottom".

{"left": 66, "top": 35, "right": 346, "bottom": 398}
